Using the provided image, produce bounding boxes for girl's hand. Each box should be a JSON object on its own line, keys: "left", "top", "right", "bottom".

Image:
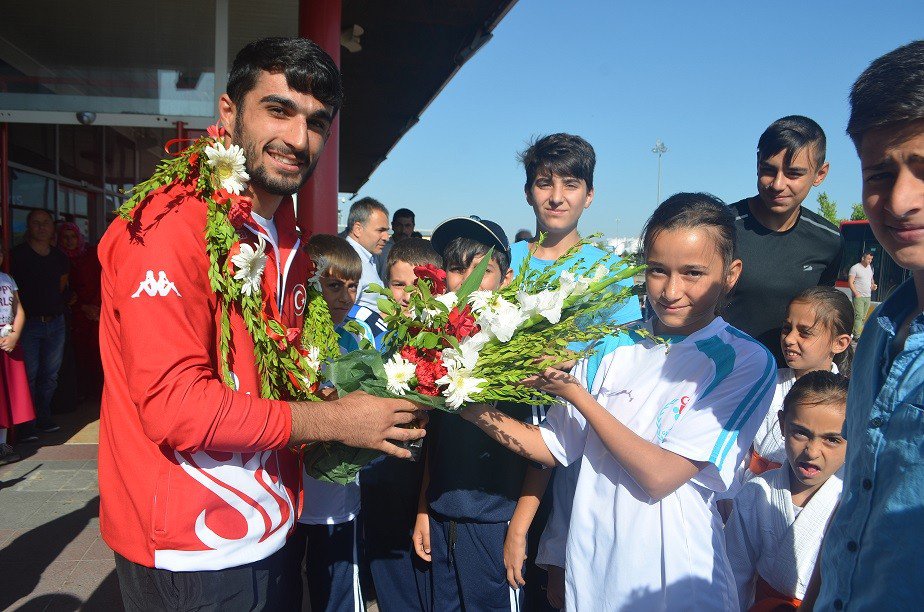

{"left": 0, "top": 333, "right": 17, "bottom": 352}
{"left": 520, "top": 367, "right": 581, "bottom": 401}
{"left": 503, "top": 527, "right": 528, "bottom": 589}
{"left": 412, "top": 511, "right": 432, "bottom": 562}
{"left": 546, "top": 564, "right": 566, "bottom": 609}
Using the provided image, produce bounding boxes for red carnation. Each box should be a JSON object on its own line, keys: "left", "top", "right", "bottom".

{"left": 414, "top": 264, "right": 447, "bottom": 295}
{"left": 414, "top": 358, "right": 448, "bottom": 397}
{"left": 401, "top": 345, "right": 421, "bottom": 364}
{"left": 447, "top": 305, "right": 479, "bottom": 341}
{"left": 228, "top": 196, "right": 254, "bottom": 229}
{"left": 285, "top": 327, "right": 301, "bottom": 344}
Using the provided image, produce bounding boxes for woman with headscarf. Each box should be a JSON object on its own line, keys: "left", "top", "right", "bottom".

{"left": 57, "top": 222, "right": 102, "bottom": 398}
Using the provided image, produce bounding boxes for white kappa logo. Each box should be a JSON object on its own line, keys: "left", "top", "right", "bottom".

{"left": 293, "top": 284, "right": 307, "bottom": 316}
{"left": 131, "top": 270, "right": 182, "bottom": 298}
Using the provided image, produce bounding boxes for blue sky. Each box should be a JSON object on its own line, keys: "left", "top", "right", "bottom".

{"left": 347, "top": 1, "right": 923, "bottom": 240}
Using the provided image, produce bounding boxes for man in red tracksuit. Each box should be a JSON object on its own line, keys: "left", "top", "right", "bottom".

{"left": 98, "top": 37, "right": 425, "bottom": 610}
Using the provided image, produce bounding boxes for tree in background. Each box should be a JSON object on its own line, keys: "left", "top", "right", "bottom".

{"left": 817, "top": 192, "right": 840, "bottom": 225}
{"left": 850, "top": 203, "right": 868, "bottom": 220}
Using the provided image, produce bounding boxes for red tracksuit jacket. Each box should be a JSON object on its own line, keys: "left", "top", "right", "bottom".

{"left": 97, "top": 187, "right": 312, "bottom": 571}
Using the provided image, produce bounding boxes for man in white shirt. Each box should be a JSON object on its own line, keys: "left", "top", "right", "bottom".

{"left": 848, "top": 251, "right": 876, "bottom": 336}
{"left": 345, "top": 197, "right": 390, "bottom": 312}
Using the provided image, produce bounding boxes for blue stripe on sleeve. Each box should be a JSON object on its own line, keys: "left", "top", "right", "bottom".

{"left": 693, "top": 336, "right": 736, "bottom": 399}
{"left": 708, "top": 327, "right": 777, "bottom": 466}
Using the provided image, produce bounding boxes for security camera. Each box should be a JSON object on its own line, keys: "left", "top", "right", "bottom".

{"left": 76, "top": 111, "right": 97, "bottom": 125}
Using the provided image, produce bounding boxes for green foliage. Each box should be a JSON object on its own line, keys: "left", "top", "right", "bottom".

{"left": 850, "top": 203, "right": 868, "bottom": 221}
{"left": 817, "top": 192, "right": 840, "bottom": 226}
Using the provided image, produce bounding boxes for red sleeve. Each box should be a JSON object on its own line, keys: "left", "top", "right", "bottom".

{"left": 107, "top": 197, "right": 292, "bottom": 453}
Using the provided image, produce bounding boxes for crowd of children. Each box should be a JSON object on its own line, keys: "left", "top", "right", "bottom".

{"left": 287, "top": 126, "right": 864, "bottom": 612}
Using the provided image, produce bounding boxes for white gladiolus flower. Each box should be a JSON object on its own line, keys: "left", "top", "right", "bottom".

{"left": 479, "top": 297, "right": 528, "bottom": 342}
{"left": 463, "top": 330, "right": 491, "bottom": 352}
{"left": 467, "top": 290, "right": 494, "bottom": 313}
{"left": 204, "top": 142, "right": 250, "bottom": 195}
{"left": 437, "top": 368, "right": 486, "bottom": 409}
{"left": 231, "top": 236, "right": 268, "bottom": 297}
{"left": 384, "top": 355, "right": 417, "bottom": 395}
{"left": 442, "top": 339, "right": 481, "bottom": 371}
{"left": 517, "top": 288, "right": 565, "bottom": 324}
{"left": 435, "top": 291, "right": 458, "bottom": 310}
{"left": 558, "top": 270, "right": 578, "bottom": 295}
{"left": 592, "top": 264, "right": 608, "bottom": 283}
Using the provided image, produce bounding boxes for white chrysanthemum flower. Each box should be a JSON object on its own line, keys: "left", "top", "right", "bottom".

{"left": 435, "top": 291, "right": 458, "bottom": 310}
{"left": 437, "top": 368, "right": 486, "bottom": 409}
{"left": 479, "top": 297, "right": 528, "bottom": 342}
{"left": 204, "top": 142, "right": 250, "bottom": 195}
{"left": 467, "top": 290, "right": 495, "bottom": 313}
{"left": 384, "top": 354, "right": 417, "bottom": 395}
{"left": 231, "top": 236, "right": 268, "bottom": 297}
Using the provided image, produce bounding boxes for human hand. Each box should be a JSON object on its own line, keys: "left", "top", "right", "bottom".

{"left": 293, "top": 391, "right": 428, "bottom": 459}
{"left": 521, "top": 367, "right": 581, "bottom": 401}
{"left": 412, "top": 511, "right": 432, "bottom": 562}
{"left": 330, "top": 391, "right": 428, "bottom": 459}
{"left": 504, "top": 527, "right": 528, "bottom": 589}
{"left": 871, "top": 282, "right": 878, "bottom": 291}
{"left": 546, "top": 565, "right": 565, "bottom": 609}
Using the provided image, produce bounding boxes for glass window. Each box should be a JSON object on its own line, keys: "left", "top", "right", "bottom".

{"left": 59, "top": 125, "right": 103, "bottom": 186}
{"left": 10, "top": 169, "right": 54, "bottom": 209}
{"left": 105, "top": 127, "right": 137, "bottom": 196}
{"left": 0, "top": 0, "right": 218, "bottom": 117}
{"left": 8, "top": 124, "right": 55, "bottom": 173}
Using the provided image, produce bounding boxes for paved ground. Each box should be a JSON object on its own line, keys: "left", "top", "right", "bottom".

{"left": 0, "top": 403, "right": 381, "bottom": 612}
{"left": 0, "top": 402, "right": 120, "bottom": 611}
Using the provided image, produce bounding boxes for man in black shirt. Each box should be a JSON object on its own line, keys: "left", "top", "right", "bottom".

{"left": 725, "top": 116, "right": 843, "bottom": 363}
{"left": 12, "top": 209, "right": 70, "bottom": 436}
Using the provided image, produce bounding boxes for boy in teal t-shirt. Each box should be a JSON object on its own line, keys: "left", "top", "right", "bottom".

{"left": 506, "top": 133, "right": 642, "bottom": 610}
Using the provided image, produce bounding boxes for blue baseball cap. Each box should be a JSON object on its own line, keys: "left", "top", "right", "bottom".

{"left": 430, "top": 216, "right": 510, "bottom": 257}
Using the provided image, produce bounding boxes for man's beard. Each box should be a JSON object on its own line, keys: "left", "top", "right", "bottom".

{"left": 233, "top": 124, "right": 316, "bottom": 196}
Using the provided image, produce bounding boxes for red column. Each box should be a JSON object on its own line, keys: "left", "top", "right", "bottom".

{"left": 297, "top": 0, "right": 341, "bottom": 236}
{"left": 0, "top": 123, "right": 9, "bottom": 272}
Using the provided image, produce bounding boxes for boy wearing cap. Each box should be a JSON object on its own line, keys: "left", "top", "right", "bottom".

{"left": 411, "top": 216, "right": 538, "bottom": 611}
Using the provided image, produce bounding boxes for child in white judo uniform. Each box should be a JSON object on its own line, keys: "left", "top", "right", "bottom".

{"left": 725, "top": 370, "right": 848, "bottom": 610}
{"left": 747, "top": 287, "right": 852, "bottom": 479}
{"left": 463, "top": 193, "right": 777, "bottom": 610}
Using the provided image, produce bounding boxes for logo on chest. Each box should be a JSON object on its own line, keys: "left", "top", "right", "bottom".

{"left": 293, "top": 284, "right": 307, "bottom": 316}
{"left": 655, "top": 395, "right": 690, "bottom": 442}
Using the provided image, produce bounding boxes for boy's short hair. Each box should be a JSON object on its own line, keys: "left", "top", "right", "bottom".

{"left": 305, "top": 234, "right": 362, "bottom": 281}
{"left": 385, "top": 237, "right": 443, "bottom": 281}
{"left": 347, "top": 197, "right": 388, "bottom": 231}
{"left": 757, "top": 115, "right": 827, "bottom": 169}
{"left": 430, "top": 216, "right": 510, "bottom": 275}
{"left": 848, "top": 41, "right": 924, "bottom": 149}
{"left": 781, "top": 370, "right": 849, "bottom": 417}
{"left": 519, "top": 133, "right": 596, "bottom": 191}
{"left": 442, "top": 237, "right": 510, "bottom": 277}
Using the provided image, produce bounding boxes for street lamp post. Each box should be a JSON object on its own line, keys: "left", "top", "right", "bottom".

{"left": 652, "top": 139, "right": 668, "bottom": 205}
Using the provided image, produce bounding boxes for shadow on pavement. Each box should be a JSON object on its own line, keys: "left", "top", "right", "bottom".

{"left": 0, "top": 495, "right": 122, "bottom": 610}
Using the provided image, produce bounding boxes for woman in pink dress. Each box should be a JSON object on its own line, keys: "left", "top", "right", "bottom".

{"left": 0, "top": 244, "right": 36, "bottom": 464}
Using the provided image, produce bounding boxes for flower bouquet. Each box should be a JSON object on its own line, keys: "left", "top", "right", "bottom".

{"left": 303, "top": 237, "right": 643, "bottom": 484}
